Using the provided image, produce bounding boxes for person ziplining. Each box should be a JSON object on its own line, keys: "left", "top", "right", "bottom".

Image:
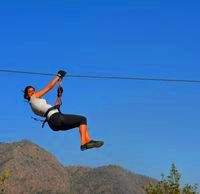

{"left": 23, "top": 70, "right": 104, "bottom": 151}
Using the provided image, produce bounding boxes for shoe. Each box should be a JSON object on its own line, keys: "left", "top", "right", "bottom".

{"left": 80, "top": 144, "right": 87, "bottom": 151}
{"left": 87, "top": 140, "right": 104, "bottom": 148}
{"left": 80, "top": 140, "right": 104, "bottom": 151}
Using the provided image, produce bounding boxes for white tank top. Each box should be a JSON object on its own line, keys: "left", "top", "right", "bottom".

{"left": 29, "top": 95, "right": 58, "bottom": 118}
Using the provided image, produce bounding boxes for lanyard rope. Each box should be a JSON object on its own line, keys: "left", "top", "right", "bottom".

{"left": 56, "top": 78, "right": 63, "bottom": 108}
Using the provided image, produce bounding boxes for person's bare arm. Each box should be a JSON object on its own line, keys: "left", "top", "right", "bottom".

{"left": 34, "top": 76, "right": 60, "bottom": 98}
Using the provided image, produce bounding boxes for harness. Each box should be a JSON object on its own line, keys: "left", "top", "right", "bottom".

{"left": 41, "top": 105, "right": 61, "bottom": 128}
{"left": 32, "top": 78, "right": 63, "bottom": 128}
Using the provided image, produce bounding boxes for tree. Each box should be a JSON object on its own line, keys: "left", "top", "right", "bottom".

{"left": 145, "top": 164, "right": 199, "bottom": 194}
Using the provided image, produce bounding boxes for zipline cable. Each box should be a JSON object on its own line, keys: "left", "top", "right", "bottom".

{"left": 0, "top": 68, "right": 200, "bottom": 84}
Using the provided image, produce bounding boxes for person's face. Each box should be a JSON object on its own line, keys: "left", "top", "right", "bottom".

{"left": 27, "top": 87, "right": 35, "bottom": 98}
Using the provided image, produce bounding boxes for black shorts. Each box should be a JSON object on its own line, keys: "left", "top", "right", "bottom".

{"left": 47, "top": 112, "right": 87, "bottom": 131}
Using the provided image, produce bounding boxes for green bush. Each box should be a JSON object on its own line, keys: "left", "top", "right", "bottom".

{"left": 145, "top": 164, "right": 198, "bottom": 194}
{"left": 0, "top": 170, "right": 11, "bottom": 194}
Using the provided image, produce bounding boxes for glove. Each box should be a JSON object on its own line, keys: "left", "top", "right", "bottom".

{"left": 57, "top": 70, "right": 66, "bottom": 78}
{"left": 57, "top": 86, "right": 63, "bottom": 97}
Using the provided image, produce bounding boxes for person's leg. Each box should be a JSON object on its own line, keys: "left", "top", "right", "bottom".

{"left": 79, "top": 124, "right": 104, "bottom": 151}
{"left": 85, "top": 129, "right": 91, "bottom": 142}
{"left": 79, "top": 124, "right": 87, "bottom": 145}
{"left": 79, "top": 124, "right": 91, "bottom": 145}
{"left": 48, "top": 113, "right": 103, "bottom": 150}
{"left": 56, "top": 114, "right": 90, "bottom": 145}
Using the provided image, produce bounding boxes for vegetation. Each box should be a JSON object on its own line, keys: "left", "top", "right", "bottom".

{"left": 0, "top": 170, "right": 11, "bottom": 194}
{"left": 145, "top": 164, "right": 199, "bottom": 194}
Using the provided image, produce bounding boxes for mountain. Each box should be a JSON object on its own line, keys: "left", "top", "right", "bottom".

{"left": 0, "top": 140, "right": 156, "bottom": 194}
{"left": 66, "top": 165, "right": 155, "bottom": 194}
{"left": 0, "top": 140, "right": 70, "bottom": 194}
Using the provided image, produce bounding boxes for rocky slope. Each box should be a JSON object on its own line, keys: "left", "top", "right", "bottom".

{"left": 0, "top": 140, "right": 70, "bottom": 194}
{"left": 0, "top": 140, "right": 156, "bottom": 194}
{"left": 66, "top": 165, "right": 155, "bottom": 194}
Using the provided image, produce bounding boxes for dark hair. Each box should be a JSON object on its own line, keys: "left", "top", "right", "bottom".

{"left": 23, "top": 86, "right": 35, "bottom": 100}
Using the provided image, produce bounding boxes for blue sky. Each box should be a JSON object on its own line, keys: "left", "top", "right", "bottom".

{"left": 0, "top": 0, "right": 200, "bottom": 186}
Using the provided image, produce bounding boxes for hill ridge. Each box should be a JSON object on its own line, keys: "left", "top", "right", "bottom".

{"left": 0, "top": 140, "right": 156, "bottom": 194}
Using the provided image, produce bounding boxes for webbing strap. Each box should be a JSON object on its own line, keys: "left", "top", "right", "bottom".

{"left": 57, "top": 79, "right": 63, "bottom": 106}
{"left": 42, "top": 105, "right": 60, "bottom": 128}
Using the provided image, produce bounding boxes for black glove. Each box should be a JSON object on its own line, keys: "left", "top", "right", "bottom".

{"left": 57, "top": 70, "right": 66, "bottom": 78}
{"left": 57, "top": 86, "right": 63, "bottom": 97}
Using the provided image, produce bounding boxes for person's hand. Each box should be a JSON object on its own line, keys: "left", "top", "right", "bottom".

{"left": 57, "top": 86, "right": 63, "bottom": 97}
{"left": 57, "top": 70, "right": 66, "bottom": 78}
